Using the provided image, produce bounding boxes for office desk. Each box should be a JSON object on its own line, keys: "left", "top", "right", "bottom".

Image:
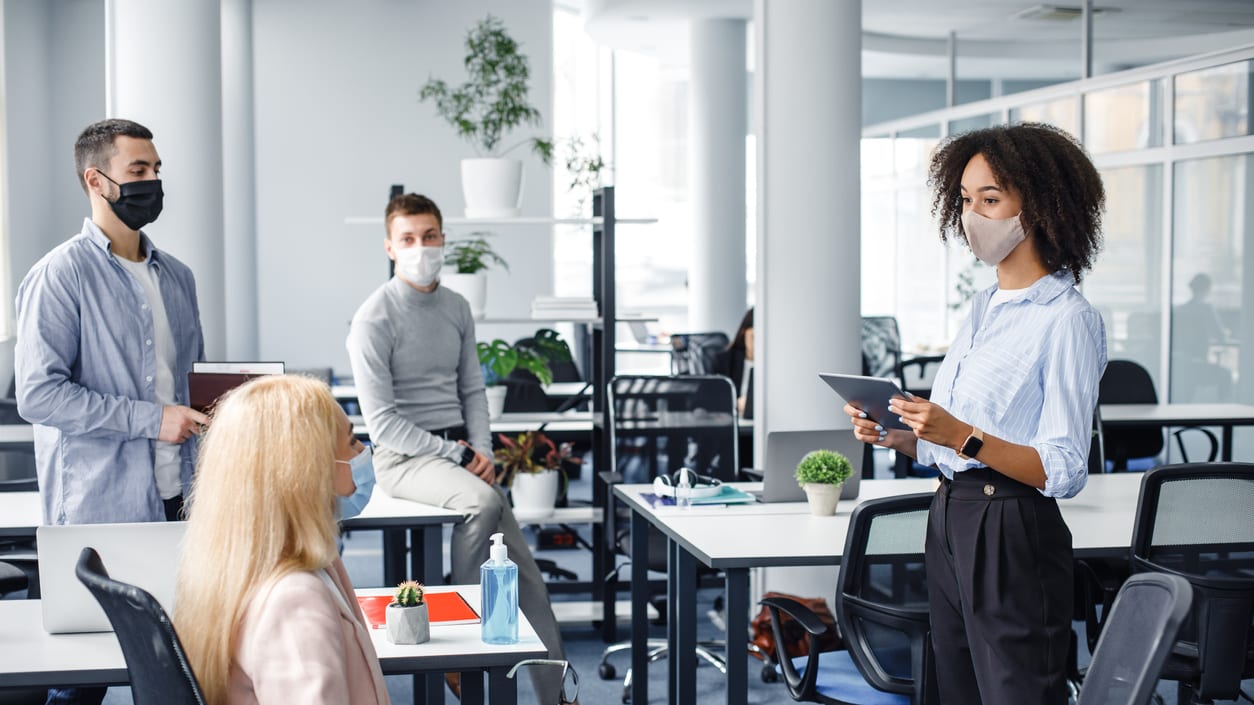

{"left": 0, "top": 491, "right": 41, "bottom": 538}
{"left": 0, "top": 423, "right": 34, "bottom": 447}
{"left": 613, "top": 473, "right": 1143, "bottom": 705}
{"left": 342, "top": 491, "right": 466, "bottom": 587}
{"left": 1100, "top": 402, "right": 1254, "bottom": 461}
{"left": 351, "top": 411, "right": 596, "bottom": 439}
{"left": 335, "top": 382, "right": 590, "bottom": 403}
{"left": 0, "top": 585, "right": 546, "bottom": 705}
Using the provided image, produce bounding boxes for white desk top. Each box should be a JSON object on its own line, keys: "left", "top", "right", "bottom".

{"left": 0, "top": 424, "right": 34, "bottom": 445}
{"left": 1099, "top": 402, "right": 1254, "bottom": 426}
{"left": 0, "top": 585, "right": 544, "bottom": 688}
{"left": 615, "top": 473, "right": 1143, "bottom": 568}
{"left": 0, "top": 491, "right": 42, "bottom": 537}
{"left": 351, "top": 411, "right": 596, "bottom": 438}
{"left": 341, "top": 490, "right": 466, "bottom": 530}
{"left": 334, "top": 382, "right": 591, "bottom": 401}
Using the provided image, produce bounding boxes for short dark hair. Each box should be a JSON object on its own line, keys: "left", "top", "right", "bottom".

{"left": 385, "top": 193, "right": 443, "bottom": 236}
{"left": 74, "top": 119, "right": 154, "bottom": 193}
{"left": 927, "top": 122, "right": 1105, "bottom": 283}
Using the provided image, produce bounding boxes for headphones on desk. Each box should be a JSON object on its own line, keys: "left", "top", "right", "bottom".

{"left": 652, "top": 468, "right": 724, "bottom": 499}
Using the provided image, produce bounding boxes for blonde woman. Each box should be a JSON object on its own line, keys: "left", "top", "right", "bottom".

{"left": 175, "top": 375, "right": 389, "bottom": 705}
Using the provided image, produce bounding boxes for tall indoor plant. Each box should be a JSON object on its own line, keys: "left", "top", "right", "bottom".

{"left": 442, "top": 236, "right": 507, "bottom": 319}
{"left": 420, "top": 15, "right": 553, "bottom": 217}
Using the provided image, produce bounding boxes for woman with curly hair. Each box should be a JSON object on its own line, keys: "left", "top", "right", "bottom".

{"left": 843, "top": 123, "right": 1107, "bottom": 705}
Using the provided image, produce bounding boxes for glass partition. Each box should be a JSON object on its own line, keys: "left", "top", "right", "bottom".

{"left": 1084, "top": 80, "right": 1163, "bottom": 153}
{"left": 1010, "top": 96, "right": 1078, "bottom": 136}
{"left": 1174, "top": 60, "right": 1253, "bottom": 145}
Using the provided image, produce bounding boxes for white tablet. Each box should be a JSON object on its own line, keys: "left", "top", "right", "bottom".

{"left": 818, "top": 372, "right": 915, "bottom": 432}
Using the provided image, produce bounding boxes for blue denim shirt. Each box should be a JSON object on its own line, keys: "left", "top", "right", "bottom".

{"left": 15, "top": 219, "right": 204, "bottom": 524}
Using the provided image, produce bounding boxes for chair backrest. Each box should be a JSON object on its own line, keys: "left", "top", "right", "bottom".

{"left": 75, "top": 547, "right": 206, "bottom": 705}
{"left": 837, "top": 493, "right": 937, "bottom": 704}
{"left": 860, "top": 316, "right": 902, "bottom": 382}
{"left": 1099, "top": 359, "right": 1164, "bottom": 469}
{"left": 1078, "top": 573, "right": 1193, "bottom": 705}
{"left": 1130, "top": 463, "right": 1254, "bottom": 702}
{"left": 608, "top": 375, "right": 738, "bottom": 485}
{"left": 669, "top": 333, "right": 729, "bottom": 376}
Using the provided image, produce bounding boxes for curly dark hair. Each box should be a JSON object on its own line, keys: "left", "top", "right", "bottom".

{"left": 927, "top": 122, "right": 1105, "bottom": 283}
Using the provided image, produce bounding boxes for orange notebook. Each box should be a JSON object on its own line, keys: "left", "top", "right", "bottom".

{"left": 356, "top": 592, "right": 481, "bottom": 629}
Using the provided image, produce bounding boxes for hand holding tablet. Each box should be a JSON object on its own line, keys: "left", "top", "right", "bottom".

{"left": 818, "top": 372, "right": 916, "bottom": 432}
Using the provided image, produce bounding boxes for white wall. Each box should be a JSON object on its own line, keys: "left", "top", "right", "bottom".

{"left": 252, "top": 0, "right": 555, "bottom": 375}
{"left": 2, "top": 0, "right": 105, "bottom": 385}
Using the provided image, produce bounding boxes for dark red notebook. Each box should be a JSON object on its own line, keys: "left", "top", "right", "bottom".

{"left": 356, "top": 591, "right": 481, "bottom": 629}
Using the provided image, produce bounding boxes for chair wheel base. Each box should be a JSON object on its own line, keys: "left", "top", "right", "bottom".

{"left": 599, "top": 662, "right": 617, "bottom": 680}
{"left": 761, "top": 665, "right": 779, "bottom": 683}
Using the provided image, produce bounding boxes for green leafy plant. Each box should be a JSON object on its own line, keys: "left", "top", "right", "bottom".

{"left": 446, "top": 236, "right": 508, "bottom": 275}
{"left": 419, "top": 15, "right": 553, "bottom": 161}
{"left": 393, "top": 580, "right": 425, "bottom": 607}
{"left": 794, "top": 450, "right": 853, "bottom": 486}
{"left": 557, "top": 134, "right": 607, "bottom": 211}
{"left": 477, "top": 339, "right": 553, "bottom": 386}
{"left": 494, "top": 431, "right": 581, "bottom": 487}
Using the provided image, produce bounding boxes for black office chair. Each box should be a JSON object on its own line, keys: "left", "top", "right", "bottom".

{"left": 760, "top": 493, "right": 937, "bottom": 705}
{"left": 0, "top": 560, "right": 26, "bottom": 596}
{"left": 1130, "top": 463, "right": 1254, "bottom": 704}
{"left": 74, "top": 547, "right": 206, "bottom": 705}
{"left": 669, "top": 333, "right": 729, "bottom": 376}
{"left": 1077, "top": 572, "right": 1193, "bottom": 705}
{"left": 599, "top": 375, "right": 768, "bottom": 700}
{"left": 1100, "top": 359, "right": 1218, "bottom": 470}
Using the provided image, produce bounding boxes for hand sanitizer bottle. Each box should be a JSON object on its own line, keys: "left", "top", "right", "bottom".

{"left": 481, "top": 532, "right": 518, "bottom": 644}
{"left": 676, "top": 468, "right": 693, "bottom": 510}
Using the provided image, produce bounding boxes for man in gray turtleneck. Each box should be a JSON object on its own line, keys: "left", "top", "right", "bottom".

{"left": 345, "top": 193, "right": 568, "bottom": 704}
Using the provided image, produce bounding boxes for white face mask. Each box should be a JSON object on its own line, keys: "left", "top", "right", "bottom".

{"left": 961, "top": 210, "right": 1026, "bottom": 266}
{"left": 394, "top": 245, "right": 443, "bottom": 287}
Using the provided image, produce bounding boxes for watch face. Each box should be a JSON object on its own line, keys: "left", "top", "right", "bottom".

{"left": 461, "top": 446, "right": 476, "bottom": 466}
{"left": 961, "top": 436, "right": 984, "bottom": 459}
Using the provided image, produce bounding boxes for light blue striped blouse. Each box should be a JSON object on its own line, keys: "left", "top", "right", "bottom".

{"left": 916, "top": 271, "right": 1107, "bottom": 498}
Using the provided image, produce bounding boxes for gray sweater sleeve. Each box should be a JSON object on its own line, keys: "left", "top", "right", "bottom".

{"left": 457, "top": 310, "right": 491, "bottom": 454}
{"left": 346, "top": 316, "right": 461, "bottom": 460}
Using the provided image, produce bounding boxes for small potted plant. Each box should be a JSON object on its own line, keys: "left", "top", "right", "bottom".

{"left": 494, "top": 431, "right": 581, "bottom": 519}
{"left": 477, "top": 339, "right": 554, "bottom": 418}
{"left": 794, "top": 449, "right": 853, "bottom": 516}
{"left": 442, "top": 235, "right": 507, "bottom": 319}
{"left": 420, "top": 15, "right": 554, "bottom": 217}
{"left": 386, "top": 580, "right": 429, "bottom": 645}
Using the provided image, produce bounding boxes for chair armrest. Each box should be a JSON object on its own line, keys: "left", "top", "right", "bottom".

{"left": 1172, "top": 427, "right": 1219, "bottom": 463}
{"left": 759, "top": 596, "right": 825, "bottom": 700}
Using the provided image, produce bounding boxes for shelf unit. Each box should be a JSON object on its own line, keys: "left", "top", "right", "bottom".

{"left": 350, "top": 186, "right": 640, "bottom": 640}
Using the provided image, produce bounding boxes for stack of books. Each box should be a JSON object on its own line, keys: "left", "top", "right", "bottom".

{"left": 531, "top": 296, "right": 598, "bottom": 319}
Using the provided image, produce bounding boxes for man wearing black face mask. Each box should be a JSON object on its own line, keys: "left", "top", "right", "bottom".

{"left": 14, "top": 118, "right": 207, "bottom": 705}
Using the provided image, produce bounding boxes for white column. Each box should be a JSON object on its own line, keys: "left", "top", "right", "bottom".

{"left": 107, "top": 0, "right": 226, "bottom": 359}
{"left": 754, "top": 0, "right": 862, "bottom": 598}
{"left": 689, "top": 18, "right": 748, "bottom": 336}
{"left": 222, "top": 0, "right": 258, "bottom": 359}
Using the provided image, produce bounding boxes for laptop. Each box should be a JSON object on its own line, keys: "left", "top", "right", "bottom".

{"left": 37, "top": 521, "right": 187, "bottom": 633}
{"left": 756, "top": 430, "right": 866, "bottom": 503}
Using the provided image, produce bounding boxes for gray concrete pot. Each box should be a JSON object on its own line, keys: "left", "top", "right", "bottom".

{"left": 386, "top": 602, "right": 430, "bottom": 644}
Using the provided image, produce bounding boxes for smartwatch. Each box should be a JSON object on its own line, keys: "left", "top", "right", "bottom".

{"left": 458, "top": 445, "right": 477, "bottom": 468}
{"left": 957, "top": 426, "right": 984, "bottom": 460}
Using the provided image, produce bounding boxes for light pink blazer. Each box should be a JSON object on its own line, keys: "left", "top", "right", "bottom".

{"left": 228, "top": 558, "right": 391, "bottom": 705}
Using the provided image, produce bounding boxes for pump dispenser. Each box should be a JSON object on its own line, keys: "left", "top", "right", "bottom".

{"left": 480, "top": 532, "right": 518, "bottom": 644}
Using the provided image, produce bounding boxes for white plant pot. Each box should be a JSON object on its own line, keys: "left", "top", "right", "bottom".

{"left": 511, "top": 469, "right": 561, "bottom": 521}
{"left": 441, "top": 272, "right": 487, "bottom": 319}
{"left": 461, "top": 158, "right": 523, "bottom": 218}
{"left": 486, "top": 386, "right": 507, "bottom": 419}
{"left": 802, "top": 483, "right": 842, "bottom": 516}
{"left": 386, "top": 603, "right": 430, "bottom": 644}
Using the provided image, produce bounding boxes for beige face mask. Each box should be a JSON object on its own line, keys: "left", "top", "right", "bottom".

{"left": 961, "top": 210, "right": 1026, "bottom": 266}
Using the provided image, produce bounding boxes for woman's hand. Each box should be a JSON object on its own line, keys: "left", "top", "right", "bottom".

{"left": 843, "top": 402, "right": 915, "bottom": 454}
{"left": 888, "top": 396, "right": 967, "bottom": 451}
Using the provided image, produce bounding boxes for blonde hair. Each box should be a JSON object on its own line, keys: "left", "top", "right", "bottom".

{"left": 174, "top": 375, "right": 342, "bottom": 705}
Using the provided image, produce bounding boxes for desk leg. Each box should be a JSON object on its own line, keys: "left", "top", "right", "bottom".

{"left": 413, "top": 673, "right": 444, "bottom": 705}
{"left": 383, "top": 529, "right": 407, "bottom": 586}
{"left": 631, "top": 509, "right": 650, "bottom": 705}
{"left": 415, "top": 525, "right": 444, "bottom": 585}
{"left": 674, "top": 544, "right": 698, "bottom": 705}
{"left": 1223, "top": 425, "right": 1234, "bottom": 461}
{"left": 725, "top": 568, "right": 749, "bottom": 705}
{"left": 667, "top": 538, "right": 677, "bottom": 704}
{"left": 486, "top": 667, "right": 516, "bottom": 705}
{"left": 460, "top": 670, "right": 486, "bottom": 705}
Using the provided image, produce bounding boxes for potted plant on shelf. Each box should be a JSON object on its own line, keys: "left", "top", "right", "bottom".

{"left": 420, "top": 14, "right": 554, "bottom": 217}
{"left": 794, "top": 449, "right": 853, "bottom": 516}
{"left": 477, "top": 338, "right": 554, "bottom": 418}
{"left": 494, "top": 430, "right": 581, "bottom": 519}
{"left": 386, "top": 580, "right": 429, "bottom": 645}
{"left": 443, "top": 236, "right": 507, "bottom": 319}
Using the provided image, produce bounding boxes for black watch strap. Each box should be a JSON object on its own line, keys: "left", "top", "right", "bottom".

{"left": 458, "top": 445, "right": 477, "bottom": 467}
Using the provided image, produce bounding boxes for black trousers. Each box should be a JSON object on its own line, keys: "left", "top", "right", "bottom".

{"left": 926, "top": 468, "right": 1073, "bottom": 705}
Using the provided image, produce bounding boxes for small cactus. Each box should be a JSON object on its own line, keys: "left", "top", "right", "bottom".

{"left": 394, "top": 580, "right": 425, "bottom": 607}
